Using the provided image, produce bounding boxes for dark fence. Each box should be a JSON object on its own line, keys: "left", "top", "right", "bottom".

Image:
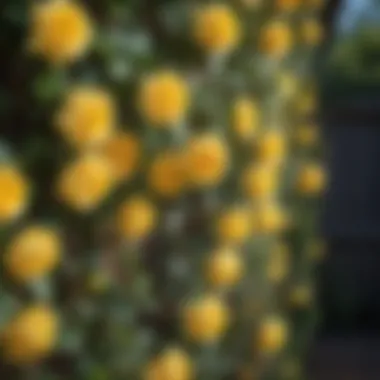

{"left": 320, "top": 93, "right": 380, "bottom": 332}
{"left": 308, "top": 91, "right": 380, "bottom": 379}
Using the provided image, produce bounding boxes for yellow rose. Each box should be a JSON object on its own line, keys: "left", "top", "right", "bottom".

{"left": 206, "top": 247, "right": 244, "bottom": 288}
{"left": 2, "top": 306, "right": 59, "bottom": 364}
{"left": 216, "top": 207, "right": 252, "bottom": 244}
{"left": 145, "top": 348, "right": 193, "bottom": 380}
{"left": 182, "top": 295, "right": 230, "bottom": 343}
{"left": 56, "top": 154, "right": 115, "bottom": 212}
{"left": 242, "top": 163, "right": 279, "bottom": 200}
{"left": 186, "top": 134, "right": 229, "bottom": 187}
{"left": 194, "top": 4, "right": 241, "bottom": 54}
{"left": 138, "top": 71, "right": 190, "bottom": 126}
{"left": 257, "top": 316, "right": 288, "bottom": 354}
{"left": 259, "top": 21, "right": 293, "bottom": 59}
{"left": 148, "top": 151, "right": 187, "bottom": 198}
{"left": 232, "top": 97, "right": 260, "bottom": 140}
{"left": 101, "top": 132, "right": 140, "bottom": 181}
{"left": 56, "top": 87, "right": 116, "bottom": 149}
{"left": 267, "top": 243, "right": 290, "bottom": 283}
{"left": 257, "top": 202, "right": 289, "bottom": 234}
{"left": 4, "top": 226, "right": 61, "bottom": 283}
{"left": 296, "top": 163, "right": 326, "bottom": 195}
{"left": 0, "top": 165, "right": 29, "bottom": 224}
{"left": 256, "top": 130, "right": 287, "bottom": 166}
{"left": 117, "top": 196, "right": 157, "bottom": 240}
{"left": 29, "top": 0, "right": 93, "bottom": 64}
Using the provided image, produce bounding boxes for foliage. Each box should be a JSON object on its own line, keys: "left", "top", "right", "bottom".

{"left": 327, "top": 24, "right": 380, "bottom": 85}
{"left": 0, "top": 0, "right": 324, "bottom": 379}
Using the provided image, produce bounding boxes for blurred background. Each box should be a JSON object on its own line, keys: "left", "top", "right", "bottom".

{"left": 310, "top": 0, "right": 380, "bottom": 379}
{"left": 0, "top": 0, "right": 379, "bottom": 379}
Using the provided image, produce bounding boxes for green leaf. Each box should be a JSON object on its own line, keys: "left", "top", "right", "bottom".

{"left": 33, "top": 69, "right": 67, "bottom": 102}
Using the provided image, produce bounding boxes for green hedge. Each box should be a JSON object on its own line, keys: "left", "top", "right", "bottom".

{"left": 0, "top": 1, "right": 324, "bottom": 379}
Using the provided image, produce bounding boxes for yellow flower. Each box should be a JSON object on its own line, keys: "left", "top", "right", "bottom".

{"left": 257, "top": 202, "right": 289, "bottom": 234}
{"left": 145, "top": 348, "right": 193, "bottom": 380}
{"left": 186, "top": 134, "right": 229, "bottom": 187}
{"left": 0, "top": 165, "right": 29, "bottom": 224}
{"left": 257, "top": 316, "right": 288, "bottom": 354}
{"left": 117, "top": 196, "right": 157, "bottom": 240}
{"left": 216, "top": 207, "right": 252, "bottom": 244}
{"left": 289, "top": 285, "right": 313, "bottom": 308}
{"left": 275, "top": 0, "right": 302, "bottom": 12}
{"left": 56, "top": 154, "right": 115, "bottom": 212}
{"left": 56, "top": 87, "right": 116, "bottom": 149}
{"left": 294, "top": 124, "right": 319, "bottom": 147}
{"left": 2, "top": 305, "right": 59, "bottom": 364}
{"left": 242, "top": 163, "right": 279, "bottom": 200}
{"left": 301, "top": 19, "right": 324, "bottom": 46}
{"left": 259, "top": 21, "right": 293, "bottom": 59}
{"left": 29, "top": 0, "right": 93, "bottom": 64}
{"left": 206, "top": 247, "right": 244, "bottom": 288}
{"left": 182, "top": 295, "right": 230, "bottom": 343}
{"left": 296, "top": 163, "right": 326, "bottom": 195}
{"left": 138, "top": 71, "right": 190, "bottom": 126}
{"left": 267, "top": 243, "right": 289, "bottom": 283}
{"left": 4, "top": 226, "right": 61, "bottom": 283}
{"left": 148, "top": 151, "right": 187, "bottom": 198}
{"left": 101, "top": 132, "right": 140, "bottom": 181}
{"left": 256, "top": 130, "right": 287, "bottom": 166}
{"left": 232, "top": 97, "right": 260, "bottom": 140}
{"left": 193, "top": 4, "right": 241, "bottom": 54}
